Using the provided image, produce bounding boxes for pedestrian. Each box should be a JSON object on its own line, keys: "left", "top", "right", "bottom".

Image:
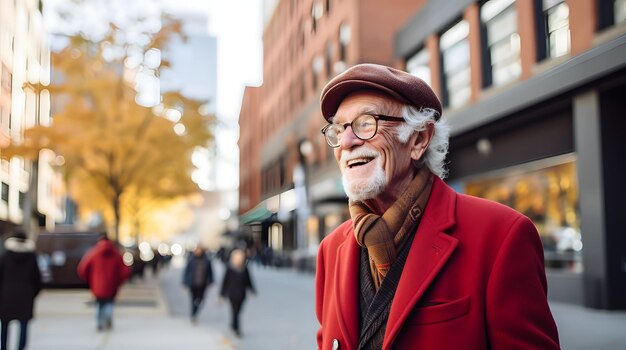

{"left": 315, "top": 63, "right": 560, "bottom": 349}
{"left": 149, "top": 248, "right": 161, "bottom": 277}
{"left": 0, "top": 227, "right": 42, "bottom": 350}
{"left": 219, "top": 248, "right": 256, "bottom": 338}
{"left": 183, "top": 245, "right": 214, "bottom": 323}
{"left": 77, "top": 234, "right": 130, "bottom": 332}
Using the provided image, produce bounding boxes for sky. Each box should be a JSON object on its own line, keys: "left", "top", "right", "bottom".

{"left": 43, "top": 0, "right": 264, "bottom": 192}
{"left": 161, "top": 0, "right": 264, "bottom": 191}
{"left": 161, "top": 0, "right": 264, "bottom": 118}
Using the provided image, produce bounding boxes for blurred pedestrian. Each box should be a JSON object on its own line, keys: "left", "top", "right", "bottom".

{"left": 149, "top": 248, "right": 161, "bottom": 277}
{"left": 183, "top": 246, "right": 214, "bottom": 323}
{"left": 0, "top": 227, "right": 42, "bottom": 350}
{"left": 219, "top": 248, "right": 256, "bottom": 338}
{"left": 315, "top": 63, "right": 559, "bottom": 349}
{"left": 77, "top": 234, "right": 130, "bottom": 332}
{"left": 129, "top": 247, "right": 146, "bottom": 281}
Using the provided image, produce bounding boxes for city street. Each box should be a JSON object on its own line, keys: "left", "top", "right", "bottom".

{"left": 12, "top": 255, "right": 626, "bottom": 349}
{"left": 159, "top": 256, "right": 319, "bottom": 349}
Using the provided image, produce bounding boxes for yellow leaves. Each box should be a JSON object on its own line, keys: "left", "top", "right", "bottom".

{"left": 5, "top": 14, "right": 214, "bottom": 241}
{"left": 1, "top": 125, "right": 53, "bottom": 161}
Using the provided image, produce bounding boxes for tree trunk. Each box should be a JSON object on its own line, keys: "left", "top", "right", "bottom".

{"left": 113, "top": 193, "right": 121, "bottom": 244}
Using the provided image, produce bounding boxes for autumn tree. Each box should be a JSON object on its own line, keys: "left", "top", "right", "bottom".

{"left": 2, "top": 14, "right": 213, "bottom": 243}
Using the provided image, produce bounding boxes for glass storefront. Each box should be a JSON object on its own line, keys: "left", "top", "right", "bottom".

{"left": 456, "top": 156, "right": 582, "bottom": 272}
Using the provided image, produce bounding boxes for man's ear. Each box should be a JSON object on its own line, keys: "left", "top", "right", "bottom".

{"left": 410, "top": 123, "right": 434, "bottom": 161}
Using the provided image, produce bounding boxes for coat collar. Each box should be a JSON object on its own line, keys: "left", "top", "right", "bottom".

{"left": 383, "top": 176, "right": 458, "bottom": 349}
{"left": 332, "top": 177, "right": 458, "bottom": 350}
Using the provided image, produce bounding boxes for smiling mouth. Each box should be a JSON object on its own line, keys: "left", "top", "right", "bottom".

{"left": 347, "top": 157, "right": 374, "bottom": 168}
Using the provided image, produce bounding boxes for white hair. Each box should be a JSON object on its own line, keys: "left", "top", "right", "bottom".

{"left": 396, "top": 105, "right": 450, "bottom": 179}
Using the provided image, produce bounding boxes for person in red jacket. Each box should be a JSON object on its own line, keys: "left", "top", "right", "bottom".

{"left": 77, "top": 235, "right": 130, "bottom": 331}
{"left": 315, "top": 63, "right": 560, "bottom": 349}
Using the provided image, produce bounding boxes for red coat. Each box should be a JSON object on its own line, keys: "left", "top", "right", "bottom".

{"left": 315, "top": 177, "right": 560, "bottom": 350}
{"left": 77, "top": 239, "right": 130, "bottom": 299}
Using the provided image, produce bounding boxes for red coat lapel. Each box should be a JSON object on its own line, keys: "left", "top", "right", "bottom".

{"left": 333, "top": 233, "right": 361, "bottom": 349}
{"left": 383, "top": 177, "right": 459, "bottom": 349}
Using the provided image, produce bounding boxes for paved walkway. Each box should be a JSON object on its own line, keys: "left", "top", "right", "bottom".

{"left": 551, "top": 301, "right": 626, "bottom": 350}
{"left": 4, "top": 265, "right": 626, "bottom": 349}
{"left": 18, "top": 275, "right": 235, "bottom": 350}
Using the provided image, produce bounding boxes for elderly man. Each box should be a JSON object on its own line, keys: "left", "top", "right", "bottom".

{"left": 315, "top": 63, "right": 560, "bottom": 350}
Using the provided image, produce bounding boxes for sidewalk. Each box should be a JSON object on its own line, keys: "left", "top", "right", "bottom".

{"left": 20, "top": 276, "right": 235, "bottom": 350}
{"left": 10, "top": 266, "right": 626, "bottom": 350}
{"left": 550, "top": 301, "right": 626, "bottom": 350}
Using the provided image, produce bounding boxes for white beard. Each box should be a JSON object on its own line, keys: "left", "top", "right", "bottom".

{"left": 341, "top": 156, "right": 387, "bottom": 201}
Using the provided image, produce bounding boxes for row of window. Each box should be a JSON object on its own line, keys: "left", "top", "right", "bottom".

{"left": 1, "top": 62, "right": 12, "bottom": 135}
{"left": 261, "top": 19, "right": 350, "bottom": 147}
{"left": 406, "top": 0, "right": 625, "bottom": 109}
{"left": 264, "top": 0, "right": 336, "bottom": 93}
{"left": 266, "top": 0, "right": 334, "bottom": 47}
{"left": 0, "top": 181, "right": 26, "bottom": 209}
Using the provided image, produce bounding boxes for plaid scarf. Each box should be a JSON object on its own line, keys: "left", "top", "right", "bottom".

{"left": 349, "top": 167, "right": 433, "bottom": 290}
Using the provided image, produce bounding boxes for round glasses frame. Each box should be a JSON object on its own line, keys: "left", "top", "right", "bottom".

{"left": 320, "top": 114, "right": 405, "bottom": 148}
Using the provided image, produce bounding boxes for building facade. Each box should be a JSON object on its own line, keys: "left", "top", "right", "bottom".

{"left": 395, "top": 0, "right": 626, "bottom": 310}
{"left": 0, "top": 0, "right": 61, "bottom": 235}
{"left": 239, "top": 0, "right": 427, "bottom": 261}
{"left": 239, "top": 0, "right": 626, "bottom": 309}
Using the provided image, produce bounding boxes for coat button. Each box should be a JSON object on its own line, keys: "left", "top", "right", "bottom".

{"left": 332, "top": 339, "right": 339, "bottom": 350}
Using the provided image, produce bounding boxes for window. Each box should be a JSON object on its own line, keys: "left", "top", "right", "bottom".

{"left": 406, "top": 46, "right": 431, "bottom": 87}
{"left": 300, "top": 19, "right": 306, "bottom": 48}
{"left": 597, "top": 0, "right": 625, "bottom": 30}
{"left": 462, "top": 160, "right": 582, "bottom": 272}
{"left": 440, "top": 20, "right": 471, "bottom": 108}
{"left": 311, "top": 2, "right": 323, "bottom": 33}
{"left": 334, "top": 23, "right": 351, "bottom": 74}
{"left": 300, "top": 74, "right": 306, "bottom": 102}
{"left": 615, "top": 0, "right": 626, "bottom": 23}
{"left": 338, "top": 23, "right": 351, "bottom": 64}
{"left": 481, "top": 0, "right": 521, "bottom": 87}
{"left": 1, "top": 182, "right": 8, "bottom": 202}
{"left": 538, "top": 0, "right": 570, "bottom": 60}
{"left": 0, "top": 107, "right": 8, "bottom": 134}
{"left": 325, "top": 41, "right": 334, "bottom": 79}
{"left": 1, "top": 64, "right": 12, "bottom": 91}
{"left": 19, "top": 191, "right": 26, "bottom": 209}
{"left": 312, "top": 55, "right": 323, "bottom": 91}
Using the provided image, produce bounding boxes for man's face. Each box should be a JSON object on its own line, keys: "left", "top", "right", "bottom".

{"left": 332, "top": 91, "right": 416, "bottom": 203}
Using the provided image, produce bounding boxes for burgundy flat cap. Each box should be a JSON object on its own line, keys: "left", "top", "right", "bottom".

{"left": 320, "top": 63, "right": 442, "bottom": 121}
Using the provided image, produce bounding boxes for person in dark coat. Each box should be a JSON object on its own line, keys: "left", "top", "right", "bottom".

{"left": 0, "top": 228, "right": 42, "bottom": 350}
{"left": 77, "top": 235, "right": 130, "bottom": 331}
{"left": 219, "top": 248, "right": 256, "bottom": 337}
{"left": 183, "top": 245, "right": 214, "bottom": 323}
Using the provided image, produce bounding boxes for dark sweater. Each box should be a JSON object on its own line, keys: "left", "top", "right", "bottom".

{"left": 220, "top": 265, "right": 256, "bottom": 302}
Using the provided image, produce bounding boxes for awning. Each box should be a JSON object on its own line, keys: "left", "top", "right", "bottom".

{"left": 240, "top": 205, "right": 273, "bottom": 224}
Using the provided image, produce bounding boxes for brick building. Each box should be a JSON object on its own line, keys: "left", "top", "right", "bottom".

{"left": 239, "top": 0, "right": 626, "bottom": 309}
{"left": 239, "top": 0, "right": 426, "bottom": 256}
{"left": 395, "top": 0, "right": 625, "bottom": 310}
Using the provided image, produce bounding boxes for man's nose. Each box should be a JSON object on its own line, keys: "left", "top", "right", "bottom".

{"left": 338, "top": 125, "right": 365, "bottom": 149}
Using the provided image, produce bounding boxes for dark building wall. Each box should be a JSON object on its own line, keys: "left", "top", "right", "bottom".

{"left": 448, "top": 100, "right": 574, "bottom": 180}
{"left": 599, "top": 82, "right": 626, "bottom": 309}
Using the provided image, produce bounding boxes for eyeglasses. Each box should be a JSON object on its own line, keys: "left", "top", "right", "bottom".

{"left": 320, "top": 114, "right": 405, "bottom": 147}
